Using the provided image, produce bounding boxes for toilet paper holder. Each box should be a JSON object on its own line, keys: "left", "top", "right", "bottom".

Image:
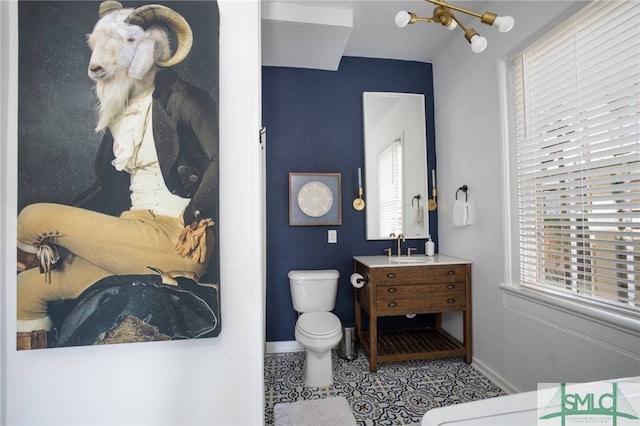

{"left": 350, "top": 273, "right": 369, "bottom": 288}
{"left": 355, "top": 276, "right": 368, "bottom": 285}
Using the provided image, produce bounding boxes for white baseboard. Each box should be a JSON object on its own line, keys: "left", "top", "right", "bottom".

{"left": 265, "top": 340, "right": 304, "bottom": 353}
{"left": 472, "top": 357, "right": 518, "bottom": 394}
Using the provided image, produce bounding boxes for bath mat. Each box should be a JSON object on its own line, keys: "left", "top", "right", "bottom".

{"left": 274, "top": 396, "right": 357, "bottom": 426}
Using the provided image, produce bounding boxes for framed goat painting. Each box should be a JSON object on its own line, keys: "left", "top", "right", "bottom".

{"left": 16, "top": 1, "right": 221, "bottom": 350}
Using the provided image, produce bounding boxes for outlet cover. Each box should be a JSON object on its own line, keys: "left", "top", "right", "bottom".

{"left": 328, "top": 229, "right": 337, "bottom": 244}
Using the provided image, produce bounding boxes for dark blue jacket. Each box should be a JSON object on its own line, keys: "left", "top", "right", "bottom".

{"left": 72, "top": 69, "right": 219, "bottom": 227}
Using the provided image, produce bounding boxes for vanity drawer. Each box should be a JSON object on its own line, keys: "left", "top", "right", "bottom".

{"left": 376, "top": 283, "right": 466, "bottom": 313}
{"left": 430, "top": 294, "right": 466, "bottom": 309}
{"left": 373, "top": 264, "right": 467, "bottom": 285}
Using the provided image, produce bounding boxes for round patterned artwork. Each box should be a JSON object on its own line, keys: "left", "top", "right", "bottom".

{"left": 297, "top": 181, "right": 333, "bottom": 217}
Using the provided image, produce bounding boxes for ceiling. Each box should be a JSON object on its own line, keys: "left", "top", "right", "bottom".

{"left": 262, "top": 0, "right": 492, "bottom": 70}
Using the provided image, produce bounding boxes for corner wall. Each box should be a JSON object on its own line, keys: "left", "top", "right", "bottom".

{"left": 1, "top": 1, "right": 264, "bottom": 424}
{"left": 433, "top": 0, "right": 639, "bottom": 392}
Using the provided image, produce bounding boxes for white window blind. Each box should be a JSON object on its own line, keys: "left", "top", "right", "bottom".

{"left": 510, "top": 0, "right": 640, "bottom": 311}
{"left": 378, "top": 138, "right": 403, "bottom": 237}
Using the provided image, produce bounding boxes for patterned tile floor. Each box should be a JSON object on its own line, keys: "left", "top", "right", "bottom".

{"left": 264, "top": 350, "right": 505, "bottom": 425}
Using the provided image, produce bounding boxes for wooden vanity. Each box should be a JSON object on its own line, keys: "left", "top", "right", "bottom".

{"left": 353, "top": 255, "right": 472, "bottom": 372}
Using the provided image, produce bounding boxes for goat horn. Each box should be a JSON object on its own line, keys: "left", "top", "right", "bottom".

{"left": 125, "top": 4, "right": 193, "bottom": 68}
{"left": 99, "top": 1, "right": 123, "bottom": 18}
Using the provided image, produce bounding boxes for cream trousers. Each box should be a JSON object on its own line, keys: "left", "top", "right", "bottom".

{"left": 16, "top": 203, "right": 207, "bottom": 330}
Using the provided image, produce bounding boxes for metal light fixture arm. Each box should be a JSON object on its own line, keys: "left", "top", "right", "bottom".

{"left": 425, "top": 0, "right": 496, "bottom": 25}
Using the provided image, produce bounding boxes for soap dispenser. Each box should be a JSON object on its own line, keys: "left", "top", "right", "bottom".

{"left": 425, "top": 236, "right": 435, "bottom": 256}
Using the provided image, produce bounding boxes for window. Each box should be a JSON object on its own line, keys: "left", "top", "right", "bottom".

{"left": 378, "top": 136, "right": 403, "bottom": 237}
{"left": 509, "top": 1, "right": 639, "bottom": 312}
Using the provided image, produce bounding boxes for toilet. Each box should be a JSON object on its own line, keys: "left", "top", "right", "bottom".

{"left": 288, "top": 269, "right": 343, "bottom": 387}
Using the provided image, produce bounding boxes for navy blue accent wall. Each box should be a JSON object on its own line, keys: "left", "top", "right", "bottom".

{"left": 263, "top": 57, "right": 437, "bottom": 342}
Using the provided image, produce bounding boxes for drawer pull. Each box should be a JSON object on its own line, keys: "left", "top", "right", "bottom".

{"left": 388, "top": 287, "right": 397, "bottom": 293}
{"left": 447, "top": 298, "right": 456, "bottom": 304}
{"left": 447, "top": 270, "right": 456, "bottom": 276}
{"left": 447, "top": 284, "right": 455, "bottom": 289}
{"left": 388, "top": 302, "right": 397, "bottom": 307}
{"left": 387, "top": 272, "right": 396, "bottom": 278}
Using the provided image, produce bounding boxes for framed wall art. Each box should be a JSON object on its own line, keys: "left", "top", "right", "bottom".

{"left": 289, "top": 173, "right": 342, "bottom": 226}
{"left": 15, "top": 0, "right": 221, "bottom": 350}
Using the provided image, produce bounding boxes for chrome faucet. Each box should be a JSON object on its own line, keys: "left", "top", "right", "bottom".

{"left": 396, "top": 233, "right": 405, "bottom": 257}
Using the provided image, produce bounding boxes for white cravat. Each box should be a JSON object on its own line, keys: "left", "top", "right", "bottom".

{"left": 110, "top": 89, "right": 153, "bottom": 172}
{"left": 108, "top": 89, "right": 190, "bottom": 218}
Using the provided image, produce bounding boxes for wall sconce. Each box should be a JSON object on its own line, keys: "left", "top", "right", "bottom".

{"left": 353, "top": 167, "right": 365, "bottom": 211}
{"left": 428, "top": 169, "right": 437, "bottom": 211}
{"left": 395, "top": 0, "right": 514, "bottom": 53}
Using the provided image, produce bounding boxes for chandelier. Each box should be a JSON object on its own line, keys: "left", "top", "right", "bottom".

{"left": 395, "top": 0, "right": 515, "bottom": 53}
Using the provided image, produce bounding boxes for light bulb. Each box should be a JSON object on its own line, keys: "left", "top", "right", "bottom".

{"left": 446, "top": 20, "right": 457, "bottom": 30}
{"left": 494, "top": 15, "right": 514, "bottom": 33}
{"left": 470, "top": 34, "right": 488, "bottom": 53}
{"left": 395, "top": 11, "right": 411, "bottom": 28}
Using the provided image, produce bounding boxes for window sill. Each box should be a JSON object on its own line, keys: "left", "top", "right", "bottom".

{"left": 500, "top": 283, "right": 640, "bottom": 356}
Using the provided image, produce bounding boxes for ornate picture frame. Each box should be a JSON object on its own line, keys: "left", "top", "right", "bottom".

{"left": 289, "top": 173, "right": 342, "bottom": 226}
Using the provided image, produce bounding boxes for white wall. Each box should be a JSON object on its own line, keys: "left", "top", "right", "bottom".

{"left": 0, "top": 1, "right": 264, "bottom": 425}
{"left": 433, "top": 0, "right": 639, "bottom": 393}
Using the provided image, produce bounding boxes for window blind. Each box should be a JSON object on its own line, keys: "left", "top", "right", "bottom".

{"left": 378, "top": 138, "right": 403, "bottom": 237}
{"left": 510, "top": 0, "right": 639, "bottom": 311}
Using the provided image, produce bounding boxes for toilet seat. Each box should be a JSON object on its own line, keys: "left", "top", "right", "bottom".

{"left": 296, "top": 312, "right": 341, "bottom": 339}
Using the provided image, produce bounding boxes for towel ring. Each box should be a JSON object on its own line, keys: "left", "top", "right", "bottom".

{"left": 456, "top": 185, "right": 468, "bottom": 201}
{"left": 412, "top": 194, "right": 421, "bottom": 207}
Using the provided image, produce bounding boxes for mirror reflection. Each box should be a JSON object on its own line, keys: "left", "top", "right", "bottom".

{"left": 363, "top": 92, "right": 429, "bottom": 240}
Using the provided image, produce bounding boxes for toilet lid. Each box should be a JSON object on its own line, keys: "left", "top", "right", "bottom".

{"left": 296, "top": 312, "right": 341, "bottom": 337}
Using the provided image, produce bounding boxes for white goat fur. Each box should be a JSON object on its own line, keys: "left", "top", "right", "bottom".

{"left": 87, "top": 9, "right": 171, "bottom": 132}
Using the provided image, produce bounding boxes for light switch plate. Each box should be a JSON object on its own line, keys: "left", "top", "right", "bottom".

{"left": 328, "top": 229, "right": 337, "bottom": 244}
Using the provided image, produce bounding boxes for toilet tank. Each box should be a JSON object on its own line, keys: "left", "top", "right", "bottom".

{"left": 288, "top": 269, "right": 340, "bottom": 313}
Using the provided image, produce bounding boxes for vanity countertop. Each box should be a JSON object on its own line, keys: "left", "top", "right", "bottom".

{"left": 353, "top": 254, "right": 471, "bottom": 268}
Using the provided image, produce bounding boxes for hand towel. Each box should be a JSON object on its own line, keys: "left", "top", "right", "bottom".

{"left": 412, "top": 205, "right": 423, "bottom": 224}
{"left": 453, "top": 199, "right": 469, "bottom": 227}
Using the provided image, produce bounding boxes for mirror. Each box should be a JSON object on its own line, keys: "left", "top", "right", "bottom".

{"left": 362, "top": 92, "right": 429, "bottom": 240}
